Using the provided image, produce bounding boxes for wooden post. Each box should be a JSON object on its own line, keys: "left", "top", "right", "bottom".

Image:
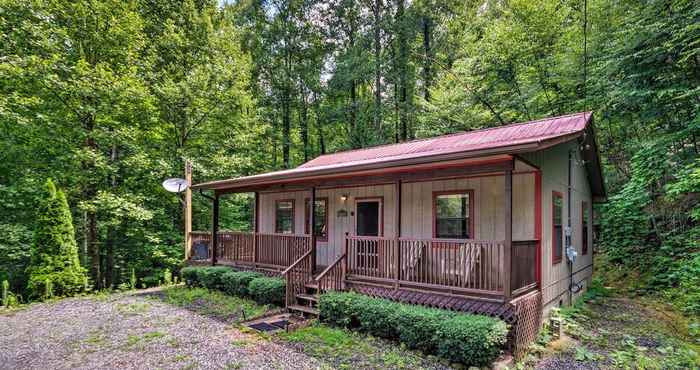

{"left": 504, "top": 169, "right": 513, "bottom": 299}
{"left": 394, "top": 180, "right": 401, "bottom": 288}
{"left": 343, "top": 232, "right": 349, "bottom": 289}
{"left": 184, "top": 161, "right": 192, "bottom": 260}
{"left": 211, "top": 193, "right": 220, "bottom": 266}
{"left": 310, "top": 187, "right": 317, "bottom": 273}
{"left": 253, "top": 191, "right": 259, "bottom": 266}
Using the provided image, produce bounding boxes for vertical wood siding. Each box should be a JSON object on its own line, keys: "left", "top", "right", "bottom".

{"left": 522, "top": 141, "right": 594, "bottom": 314}
{"left": 258, "top": 175, "right": 535, "bottom": 267}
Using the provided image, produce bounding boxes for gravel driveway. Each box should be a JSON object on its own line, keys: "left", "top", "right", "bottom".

{"left": 0, "top": 289, "right": 321, "bottom": 370}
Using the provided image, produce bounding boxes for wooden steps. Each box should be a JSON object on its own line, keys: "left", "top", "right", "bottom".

{"left": 287, "top": 279, "right": 320, "bottom": 317}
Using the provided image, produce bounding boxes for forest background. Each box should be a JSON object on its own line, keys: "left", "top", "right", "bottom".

{"left": 0, "top": 0, "right": 697, "bottom": 317}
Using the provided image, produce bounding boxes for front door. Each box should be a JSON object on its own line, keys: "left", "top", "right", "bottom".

{"left": 355, "top": 198, "right": 382, "bottom": 270}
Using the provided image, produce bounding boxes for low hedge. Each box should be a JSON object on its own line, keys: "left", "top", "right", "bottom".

{"left": 220, "top": 270, "right": 263, "bottom": 296}
{"left": 248, "top": 277, "right": 286, "bottom": 306}
{"left": 179, "top": 266, "right": 285, "bottom": 306}
{"left": 318, "top": 291, "right": 508, "bottom": 366}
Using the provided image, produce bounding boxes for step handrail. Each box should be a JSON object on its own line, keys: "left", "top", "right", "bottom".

{"left": 314, "top": 252, "right": 346, "bottom": 282}
{"left": 282, "top": 248, "right": 314, "bottom": 276}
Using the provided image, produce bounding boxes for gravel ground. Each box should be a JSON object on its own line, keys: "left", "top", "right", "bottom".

{"left": 0, "top": 289, "right": 321, "bottom": 370}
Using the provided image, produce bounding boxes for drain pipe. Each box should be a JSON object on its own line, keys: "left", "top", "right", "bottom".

{"left": 567, "top": 150, "right": 573, "bottom": 304}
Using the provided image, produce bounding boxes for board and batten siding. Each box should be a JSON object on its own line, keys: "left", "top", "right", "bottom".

{"left": 522, "top": 141, "right": 594, "bottom": 314}
{"left": 258, "top": 173, "right": 535, "bottom": 267}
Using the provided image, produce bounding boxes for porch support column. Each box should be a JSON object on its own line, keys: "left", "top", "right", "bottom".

{"left": 504, "top": 169, "right": 513, "bottom": 299}
{"left": 253, "top": 191, "right": 259, "bottom": 266}
{"left": 184, "top": 161, "right": 192, "bottom": 260}
{"left": 394, "top": 180, "right": 402, "bottom": 289}
{"left": 310, "top": 186, "right": 317, "bottom": 272}
{"left": 211, "top": 192, "right": 220, "bottom": 266}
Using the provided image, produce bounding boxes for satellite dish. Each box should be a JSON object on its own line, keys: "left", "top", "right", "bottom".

{"left": 162, "top": 178, "right": 189, "bottom": 193}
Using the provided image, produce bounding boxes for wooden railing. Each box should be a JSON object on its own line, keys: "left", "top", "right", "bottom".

{"left": 218, "top": 232, "right": 254, "bottom": 262}
{"left": 316, "top": 253, "right": 346, "bottom": 293}
{"left": 189, "top": 231, "right": 311, "bottom": 269}
{"left": 257, "top": 233, "right": 312, "bottom": 268}
{"left": 345, "top": 236, "right": 538, "bottom": 297}
{"left": 282, "top": 249, "right": 314, "bottom": 307}
{"left": 346, "top": 236, "right": 398, "bottom": 280}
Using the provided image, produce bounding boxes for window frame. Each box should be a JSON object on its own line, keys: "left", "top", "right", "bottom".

{"left": 274, "top": 199, "right": 295, "bottom": 234}
{"left": 581, "top": 200, "right": 589, "bottom": 255}
{"left": 432, "top": 190, "right": 475, "bottom": 240}
{"left": 552, "top": 191, "right": 564, "bottom": 264}
{"left": 305, "top": 197, "right": 329, "bottom": 242}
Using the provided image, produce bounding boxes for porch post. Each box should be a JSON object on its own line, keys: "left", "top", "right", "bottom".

{"left": 253, "top": 191, "right": 259, "bottom": 266}
{"left": 211, "top": 192, "right": 220, "bottom": 266}
{"left": 504, "top": 169, "right": 513, "bottom": 299}
{"left": 184, "top": 161, "right": 192, "bottom": 260}
{"left": 310, "top": 186, "right": 317, "bottom": 272}
{"left": 394, "top": 180, "right": 401, "bottom": 288}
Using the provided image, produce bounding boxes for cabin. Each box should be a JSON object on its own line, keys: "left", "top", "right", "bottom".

{"left": 185, "top": 111, "right": 606, "bottom": 355}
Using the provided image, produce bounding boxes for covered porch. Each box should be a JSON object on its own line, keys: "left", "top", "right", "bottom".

{"left": 188, "top": 154, "right": 541, "bottom": 304}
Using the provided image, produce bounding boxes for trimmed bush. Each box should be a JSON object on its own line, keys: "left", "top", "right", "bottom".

{"left": 196, "top": 266, "right": 230, "bottom": 289}
{"left": 180, "top": 266, "right": 199, "bottom": 287}
{"left": 220, "top": 271, "right": 263, "bottom": 296}
{"left": 318, "top": 291, "right": 508, "bottom": 366}
{"left": 248, "top": 276, "right": 285, "bottom": 305}
{"left": 178, "top": 266, "right": 286, "bottom": 307}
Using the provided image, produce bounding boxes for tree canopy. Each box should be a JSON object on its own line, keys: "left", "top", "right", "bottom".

{"left": 0, "top": 0, "right": 697, "bottom": 313}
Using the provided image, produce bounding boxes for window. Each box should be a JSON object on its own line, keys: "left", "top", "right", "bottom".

{"left": 582, "top": 201, "right": 589, "bottom": 255}
{"left": 356, "top": 198, "right": 382, "bottom": 236}
{"left": 552, "top": 192, "right": 563, "bottom": 264}
{"left": 275, "top": 199, "right": 294, "bottom": 234}
{"left": 305, "top": 198, "right": 328, "bottom": 241}
{"left": 434, "top": 191, "right": 473, "bottom": 239}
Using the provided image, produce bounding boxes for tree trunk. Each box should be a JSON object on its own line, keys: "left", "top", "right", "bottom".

{"left": 422, "top": 15, "right": 431, "bottom": 101}
{"left": 373, "top": 0, "right": 382, "bottom": 132}
{"left": 300, "top": 87, "right": 309, "bottom": 162}
{"left": 397, "top": 0, "right": 408, "bottom": 142}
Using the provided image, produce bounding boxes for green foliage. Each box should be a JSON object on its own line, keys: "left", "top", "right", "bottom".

{"left": 247, "top": 277, "right": 285, "bottom": 306}
{"left": 163, "top": 269, "right": 172, "bottom": 285}
{"left": 177, "top": 266, "right": 284, "bottom": 306}
{"left": 26, "top": 180, "right": 87, "bottom": 299}
{"left": 130, "top": 269, "right": 137, "bottom": 290}
{"left": 2, "top": 280, "right": 8, "bottom": 307}
{"left": 318, "top": 291, "right": 508, "bottom": 366}
{"left": 219, "top": 271, "right": 263, "bottom": 297}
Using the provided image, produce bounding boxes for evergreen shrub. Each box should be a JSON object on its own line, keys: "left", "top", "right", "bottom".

{"left": 248, "top": 276, "right": 285, "bottom": 305}
{"left": 220, "top": 270, "right": 263, "bottom": 296}
{"left": 26, "top": 180, "right": 87, "bottom": 299}
{"left": 318, "top": 291, "right": 508, "bottom": 366}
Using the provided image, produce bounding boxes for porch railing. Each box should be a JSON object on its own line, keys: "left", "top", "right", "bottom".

{"left": 189, "top": 231, "right": 312, "bottom": 270}
{"left": 346, "top": 236, "right": 538, "bottom": 297}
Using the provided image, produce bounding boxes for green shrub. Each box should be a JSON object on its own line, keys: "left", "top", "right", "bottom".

{"left": 248, "top": 276, "right": 285, "bottom": 305}
{"left": 196, "top": 266, "right": 231, "bottom": 290}
{"left": 163, "top": 268, "right": 172, "bottom": 285}
{"left": 26, "top": 180, "right": 88, "bottom": 299}
{"left": 318, "top": 291, "right": 508, "bottom": 366}
{"left": 220, "top": 271, "right": 263, "bottom": 297}
{"left": 436, "top": 314, "right": 509, "bottom": 365}
{"left": 129, "top": 268, "right": 137, "bottom": 289}
{"left": 180, "top": 266, "right": 199, "bottom": 287}
{"left": 2, "top": 280, "right": 8, "bottom": 307}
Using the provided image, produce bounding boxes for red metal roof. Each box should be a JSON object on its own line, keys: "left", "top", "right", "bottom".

{"left": 193, "top": 112, "right": 602, "bottom": 194}
{"left": 300, "top": 112, "right": 591, "bottom": 169}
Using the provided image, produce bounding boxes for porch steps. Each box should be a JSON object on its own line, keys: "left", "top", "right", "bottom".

{"left": 287, "top": 304, "right": 319, "bottom": 315}
{"left": 288, "top": 282, "right": 320, "bottom": 317}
